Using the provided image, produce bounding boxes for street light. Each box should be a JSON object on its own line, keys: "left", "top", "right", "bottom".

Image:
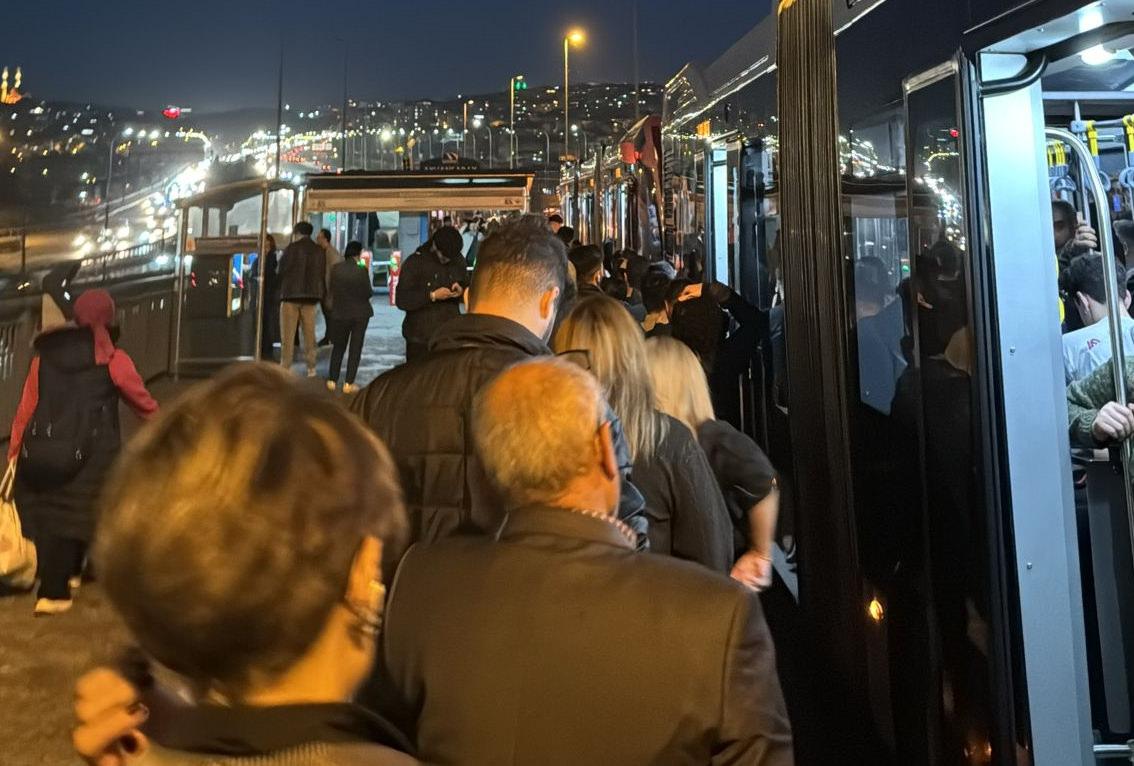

{"left": 564, "top": 29, "right": 585, "bottom": 160}
{"left": 462, "top": 99, "right": 475, "bottom": 155}
{"left": 104, "top": 128, "right": 133, "bottom": 232}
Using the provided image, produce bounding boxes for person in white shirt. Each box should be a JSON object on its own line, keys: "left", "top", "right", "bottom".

{"left": 1062, "top": 252, "right": 1134, "bottom": 383}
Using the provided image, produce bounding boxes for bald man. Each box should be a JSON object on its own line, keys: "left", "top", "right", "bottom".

{"left": 364, "top": 358, "right": 793, "bottom": 765}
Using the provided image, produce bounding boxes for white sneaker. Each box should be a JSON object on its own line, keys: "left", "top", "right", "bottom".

{"left": 326, "top": 380, "right": 337, "bottom": 392}
{"left": 343, "top": 383, "right": 358, "bottom": 395}
{"left": 34, "top": 598, "right": 73, "bottom": 616}
{"left": 306, "top": 369, "right": 318, "bottom": 379}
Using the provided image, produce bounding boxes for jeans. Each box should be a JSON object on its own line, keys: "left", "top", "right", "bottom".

{"left": 280, "top": 301, "right": 318, "bottom": 372}
{"left": 329, "top": 317, "right": 369, "bottom": 384}
{"left": 36, "top": 534, "right": 85, "bottom": 601}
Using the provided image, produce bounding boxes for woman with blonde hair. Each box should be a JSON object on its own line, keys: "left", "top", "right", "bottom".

{"left": 554, "top": 296, "right": 732, "bottom": 573}
{"left": 648, "top": 336, "right": 780, "bottom": 591}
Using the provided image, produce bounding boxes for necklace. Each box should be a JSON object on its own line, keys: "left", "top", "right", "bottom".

{"left": 565, "top": 507, "right": 637, "bottom": 548}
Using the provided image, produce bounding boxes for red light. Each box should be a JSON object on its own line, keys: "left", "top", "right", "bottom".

{"left": 949, "top": 128, "right": 960, "bottom": 138}
{"left": 162, "top": 106, "right": 182, "bottom": 120}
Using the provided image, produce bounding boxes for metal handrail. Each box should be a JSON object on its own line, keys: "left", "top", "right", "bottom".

{"left": 1046, "top": 129, "right": 1134, "bottom": 681}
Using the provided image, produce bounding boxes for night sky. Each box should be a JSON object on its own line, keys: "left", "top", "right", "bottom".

{"left": 7, "top": 1, "right": 771, "bottom": 112}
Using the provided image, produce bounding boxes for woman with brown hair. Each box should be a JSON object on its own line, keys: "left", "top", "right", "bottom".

{"left": 74, "top": 364, "right": 416, "bottom": 765}
{"left": 553, "top": 296, "right": 732, "bottom": 573}
{"left": 648, "top": 336, "right": 780, "bottom": 591}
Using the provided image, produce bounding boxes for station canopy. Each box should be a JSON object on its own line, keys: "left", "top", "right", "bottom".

{"left": 303, "top": 167, "right": 535, "bottom": 213}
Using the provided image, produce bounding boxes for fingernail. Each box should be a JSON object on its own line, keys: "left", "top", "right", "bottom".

{"left": 119, "top": 734, "right": 139, "bottom": 754}
{"left": 127, "top": 702, "right": 149, "bottom": 720}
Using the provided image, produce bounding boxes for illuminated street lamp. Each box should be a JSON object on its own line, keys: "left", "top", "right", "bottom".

{"left": 564, "top": 29, "right": 585, "bottom": 158}
{"left": 462, "top": 98, "right": 475, "bottom": 155}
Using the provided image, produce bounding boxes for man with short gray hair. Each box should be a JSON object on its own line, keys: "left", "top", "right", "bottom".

{"left": 365, "top": 358, "right": 793, "bottom": 765}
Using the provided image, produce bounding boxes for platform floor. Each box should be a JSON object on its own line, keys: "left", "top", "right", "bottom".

{"left": 0, "top": 295, "right": 408, "bottom": 765}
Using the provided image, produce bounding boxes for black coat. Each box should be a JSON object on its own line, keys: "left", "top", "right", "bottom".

{"left": 278, "top": 236, "right": 326, "bottom": 303}
{"left": 394, "top": 249, "right": 468, "bottom": 346}
{"left": 329, "top": 260, "right": 375, "bottom": 321}
{"left": 630, "top": 413, "right": 734, "bottom": 573}
{"left": 16, "top": 328, "right": 121, "bottom": 542}
{"left": 363, "top": 506, "right": 793, "bottom": 765}
{"left": 350, "top": 314, "right": 647, "bottom": 550}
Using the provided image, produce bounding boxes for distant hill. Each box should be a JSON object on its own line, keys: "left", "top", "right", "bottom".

{"left": 193, "top": 108, "right": 281, "bottom": 144}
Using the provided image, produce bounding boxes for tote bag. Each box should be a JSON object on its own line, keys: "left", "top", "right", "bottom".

{"left": 0, "top": 460, "right": 36, "bottom": 590}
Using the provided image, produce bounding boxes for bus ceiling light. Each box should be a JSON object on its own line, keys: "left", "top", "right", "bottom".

{"left": 1079, "top": 5, "right": 1105, "bottom": 34}
{"left": 1081, "top": 44, "right": 1117, "bottom": 65}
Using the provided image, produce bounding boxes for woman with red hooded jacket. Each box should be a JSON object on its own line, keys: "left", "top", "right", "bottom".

{"left": 8, "top": 288, "right": 158, "bottom": 615}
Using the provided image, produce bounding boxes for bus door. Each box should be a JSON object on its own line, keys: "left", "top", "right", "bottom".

{"left": 979, "top": 17, "right": 1134, "bottom": 759}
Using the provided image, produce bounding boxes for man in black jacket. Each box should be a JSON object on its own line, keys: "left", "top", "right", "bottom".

{"left": 277, "top": 221, "right": 326, "bottom": 377}
{"left": 351, "top": 215, "right": 646, "bottom": 550}
{"left": 394, "top": 225, "right": 468, "bottom": 361}
{"left": 364, "top": 358, "right": 793, "bottom": 765}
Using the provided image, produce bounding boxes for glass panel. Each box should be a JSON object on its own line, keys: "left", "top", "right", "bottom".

{"left": 907, "top": 74, "right": 995, "bottom": 761}
{"left": 843, "top": 100, "right": 925, "bottom": 760}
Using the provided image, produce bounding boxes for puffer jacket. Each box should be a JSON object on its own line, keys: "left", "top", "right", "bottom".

{"left": 351, "top": 313, "right": 647, "bottom": 549}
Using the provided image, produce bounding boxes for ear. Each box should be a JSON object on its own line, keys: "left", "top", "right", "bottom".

{"left": 345, "top": 536, "right": 385, "bottom": 609}
{"left": 595, "top": 421, "right": 618, "bottom": 481}
{"left": 1125, "top": 291, "right": 1132, "bottom": 311}
{"left": 539, "top": 286, "right": 561, "bottom": 320}
{"left": 1075, "top": 292, "right": 1091, "bottom": 316}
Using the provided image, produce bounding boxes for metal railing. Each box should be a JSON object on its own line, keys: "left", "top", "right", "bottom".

{"left": 0, "top": 238, "right": 178, "bottom": 439}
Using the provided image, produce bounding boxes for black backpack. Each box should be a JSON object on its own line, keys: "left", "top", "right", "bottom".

{"left": 19, "top": 385, "right": 100, "bottom": 490}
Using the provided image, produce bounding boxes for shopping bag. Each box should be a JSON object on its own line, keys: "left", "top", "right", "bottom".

{"left": 0, "top": 459, "right": 36, "bottom": 590}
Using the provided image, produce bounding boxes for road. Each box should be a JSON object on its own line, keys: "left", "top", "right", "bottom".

{"left": 0, "top": 168, "right": 190, "bottom": 273}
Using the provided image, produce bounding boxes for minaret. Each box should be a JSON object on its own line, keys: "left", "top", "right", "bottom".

{"left": 1, "top": 68, "right": 8, "bottom": 104}
{"left": 13, "top": 67, "right": 21, "bottom": 93}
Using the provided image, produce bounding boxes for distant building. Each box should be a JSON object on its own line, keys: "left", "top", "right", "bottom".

{"left": 1, "top": 66, "right": 25, "bottom": 105}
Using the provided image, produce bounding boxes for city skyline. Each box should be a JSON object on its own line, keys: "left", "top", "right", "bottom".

{"left": 8, "top": 0, "right": 771, "bottom": 112}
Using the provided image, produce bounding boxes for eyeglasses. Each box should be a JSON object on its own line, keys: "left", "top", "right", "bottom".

{"left": 556, "top": 348, "right": 591, "bottom": 371}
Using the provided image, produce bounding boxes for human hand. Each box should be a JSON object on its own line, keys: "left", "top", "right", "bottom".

{"left": 678, "top": 283, "right": 703, "bottom": 302}
{"left": 1074, "top": 220, "right": 1098, "bottom": 251}
{"left": 430, "top": 286, "right": 455, "bottom": 302}
{"left": 731, "top": 551, "right": 773, "bottom": 591}
{"left": 73, "top": 668, "right": 148, "bottom": 766}
{"left": 1092, "top": 401, "right": 1134, "bottom": 444}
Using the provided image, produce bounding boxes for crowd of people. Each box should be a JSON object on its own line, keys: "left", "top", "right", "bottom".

{"left": 4, "top": 212, "right": 793, "bottom": 764}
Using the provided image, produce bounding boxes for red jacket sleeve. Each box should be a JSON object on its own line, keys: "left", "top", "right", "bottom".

{"left": 8, "top": 356, "right": 40, "bottom": 461}
{"left": 108, "top": 351, "right": 158, "bottom": 419}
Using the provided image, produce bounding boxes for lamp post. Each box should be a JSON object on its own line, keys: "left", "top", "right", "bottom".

{"left": 509, "top": 74, "right": 524, "bottom": 169}
{"left": 538, "top": 129, "right": 550, "bottom": 169}
{"left": 462, "top": 99, "right": 474, "bottom": 155}
{"left": 104, "top": 127, "right": 132, "bottom": 232}
{"left": 563, "top": 29, "right": 585, "bottom": 159}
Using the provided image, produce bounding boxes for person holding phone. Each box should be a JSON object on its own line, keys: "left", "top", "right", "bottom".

{"left": 394, "top": 226, "right": 468, "bottom": 362}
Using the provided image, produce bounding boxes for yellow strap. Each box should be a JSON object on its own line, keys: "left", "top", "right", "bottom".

{"left": 1057, "top": 257, "right": 1065, "bottom": 323}
{"left": 1087, "top": 120, "right": 1099, "bottom": 158}
{"left": 1124, "top": 115, "right": 1134, "bottom": 153}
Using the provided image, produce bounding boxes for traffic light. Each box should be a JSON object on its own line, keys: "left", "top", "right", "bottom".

{"left": 513, "top": 80, "right": 528, "bottom": 91}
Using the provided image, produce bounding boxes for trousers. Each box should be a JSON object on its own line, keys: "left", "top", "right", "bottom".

{"left": 36, "top": 533, "right": 85, "bottom": 601}
{"left": 280, "top": 301, "right": 318, "bottom": 372}
{"left": 329, "top": 318, "right": 370, "bottom": 384}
